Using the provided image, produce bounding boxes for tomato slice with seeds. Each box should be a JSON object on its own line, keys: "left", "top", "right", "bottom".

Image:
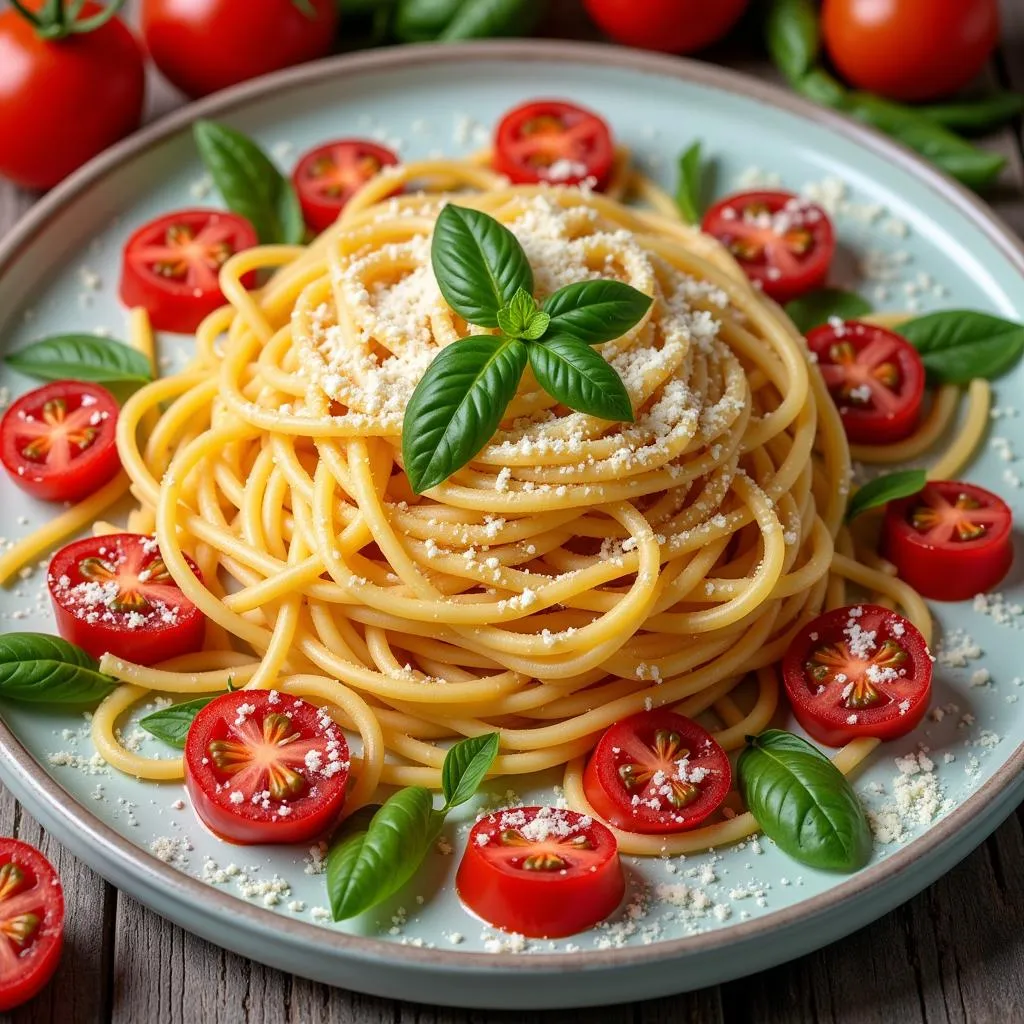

{"left": 0, "top": 839, "right": 63, "bottom": 1012}
{"left": 457, "top": 806, "right": 624, "bottom": 938}
{"left": 883, "top": 481, "right": 1014, "bottom": 602}
{"left": 783, "top": 605, "right": 933, "bottom": 747}
{"left": 701, "top": 190, "right": 835, "bottom": 303}
{"left": 0, "top": 381, "right": 120, "bottom": 503}
{"left": 582, "top": 710, "right": 731, "bottom": 834}
{"left": 807, "top": 320, "right": 925, "bottom": 444}
{"left": 48, "top": 533, "right": 205, "bottom": 665}
{"left": 493, "top": 99, "right": 615, "bottom": 190}
{"left": 119, "top": 209, "right": 258, "bottom": 334}
{"left": 184, "top": 690, "right": 350, "bottom": 845}
{"left": 292, "top": 139, "right": 399, "bottom": 234}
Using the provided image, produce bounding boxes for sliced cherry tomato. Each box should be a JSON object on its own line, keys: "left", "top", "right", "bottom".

{"left": 806, "top": 320, "right": 925, "bottom": 444}
{"left": 493, "top": 100, "right": 615, "bottom": 190}
{"left": 118, "top": 209, "right": 258, "bottom": 334}
{"left": 0, "top": 839, "right": 64, "bottom": 1012}
{"left": 701, "top": 190, "right": 835, "bottom": 303}
{"left": 184, "top": 690, "right": 350, "bottom": 845}
{"left": 48, "top": 533, "right": 205, "bottom": 665}
{"left": 783, "top": 605, "right": 932, "bottom": 747}
{"left": 0, "top": 382, "right": 120, "bottom": 503}
{"left": 292, "top": 140, "right": 400, "bottom": 234}
{"left": 456, "top": 806, "right": 624, "bottom": 938}
{"left": 883, "top": 481, "right": 1014, "bottom": 602}
{"left": 583, "top": 0, "right": 749, "bottom": 55}
{"left": 582, "top": 710, "right": 731, "bottom": 834}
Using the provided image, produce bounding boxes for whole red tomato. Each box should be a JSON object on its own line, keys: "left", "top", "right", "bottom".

{"left": 822, "top": 0, "right": 999, "bottom": 102}
{"left": 0, "top": 2, "right": 145, "bottom": 190}
{"left": 583, "top": 0, "right": 749, "bottom": 54}
{"left": 141, "top": 0, "right": 339, "bottom": 99}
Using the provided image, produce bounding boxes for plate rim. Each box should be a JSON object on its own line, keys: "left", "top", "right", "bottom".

{"left": 1, "top": 37, "right": 1023, "bottom": 974}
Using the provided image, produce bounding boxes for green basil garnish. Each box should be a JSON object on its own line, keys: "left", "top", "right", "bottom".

{"left": 919, "top": 92, "right": 1024, "bottom": 136}
{"left": 193, "top": 120, "right": 304, "bottom": 245}
{"left": 898, "top": 310, "right": 1024, "bottom": 385}
{"left": 793, "top": 68, "right": 848, "bottom": 108}
{"left": 0, "top": 633, "right": 115, "bottom": 707}
{"left": 845, "top": 469, "right": 926, "bottom": 522}
{"left": 674, "top": 140, "right": 707, "bottom": 226}
{"left": 393, "top": 0, "right": 543, "bottom": 42}
{"left": 784, "top": 289, "right": 872, "bottom": 335}
{"left": 738, "top": 730, "right": 873, "bottom": 873}
{"left": 139, "top": 695, "right": 218, "bottom": 748}
{"left": 529, "top": 337, "right": 633, "bottom": 422}
{"left": 765, "top": 0, "right": 820, "bottom": 86}
{"left": 5, "top": 334, "right": 152, "bottom": 385}
{"left": 496, "top": 287, "right": 550, "bottom": 341}
{"left": 440, "top": 732, "right": 500, "bottom": 808}
{"left": 543, "top": 280, "right": 652, "bottom": 345}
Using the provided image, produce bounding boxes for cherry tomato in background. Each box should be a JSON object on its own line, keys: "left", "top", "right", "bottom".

{"left": 0, "top": 1, "right": 145, "bottom": 190}
{"left": 141, "top": 0, "right": 339, "bottom": 99}
{"left": 821, "top": 0, "right": 1000, "bottom": 103}
{"left": 583, "top": 0, "right": 749, "bottom": 55}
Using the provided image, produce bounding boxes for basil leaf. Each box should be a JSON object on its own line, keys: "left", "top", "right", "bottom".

{"left": 327, "top": 788, "right": 444, "bottom": 920}
{"left": 846, "top": 469, "right": 926, "bottom": 522}
{"left": 402, "top": 335, "right": 527, "bottom": 492}
{"left": 6, "top": 334, "right": 152, "bottom": 385}
{"left": 193, "top": 120, "right": 304, "bottom": 245}
{"left": 441, "top": 732, "right": 500, "bottom": 810}
{"left": 325, "top": 803, "right": 380, "bottom": 919}
{"left": 898, "top": 310, "right": 1024, "bottom": 384}
{"left": 431, "top": 205, "right": 533, "bottom": 328}
{"left": 139, "top": 696, "right": 218, "bottom": 748}
{"left": 784, "top": 289, "right": 872, "bottom": 335}
{"left": 529, "top": 337, "right": 633, "bottom": 422}
{"left": 674, "top": 141, "right": 706, "bottom": 226}
{"left": 794, "top": 68, "right": 848, "bottom": 108}
{"left": 738, "top": 730, "right": 872, "bottom": 872}
{"left": 393, "top": 0, "right": 461, "bottom": 40}
{"left": 439, "top": 0, "right": 544, "bottom": 40}
{"left": 919, "top": 92, "right": 1024, "bottom": 136}
{"left": 0, "top": 633, "right": 115, "bottom": 706}
{"left": 521, "top": 309, "right": 551, "bottom": 341}
{"left": 765, "top": 0, "right": 820, "bottom": 86}
{"left": 542, "top": 280, "right": 652, "bottom": 345}
{"left": 496, "top": 287, "right": 538, "bottom": 339}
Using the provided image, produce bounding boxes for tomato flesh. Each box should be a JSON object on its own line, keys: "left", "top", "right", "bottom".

{"left": 783, "top": 605, "right": 932, "bottom": 747}
{"left": 184, "top": 690, "right": 350, "bottom": 845}
{"left": 0, "top": 381, "right": 120, "bottom": 503}
{"left": 494, "top": 100, "right": 615, "bottom": 190}
{"left": 0, "top": 839, "right": 64, "bottom": 1012}
{"left": 883, "top": 481, "right": 1014, "bottom": 602}
{"left": 807, "top": 320, "right": 925, "bottom": 444}
{"left": 457, "top": 806, "right": 624, "bottom": 937}
{"left": 583, "top": 710, "right": 731, "bottom": 834}
{"left": 119, "top": 210, "right": 259, "bottom": 334}
{"left": 582, "top": 0, "right": 749, "bottom": 55}
{"left": 48, "top": 533, "right": 205, "bottom": 665}
{"left": 702, "top": 190, "right": 835, "bottom": 303}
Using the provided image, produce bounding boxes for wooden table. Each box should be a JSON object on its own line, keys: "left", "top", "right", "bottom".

{"left": 3, "top": 2, "right": 1024, "bottom": 1021}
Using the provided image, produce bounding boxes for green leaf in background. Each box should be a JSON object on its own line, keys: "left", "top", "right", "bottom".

{"left": 441, "top": 731, "right": 500, "bottom": 809}
{"left": 394, "top": 0, "right": 544, "bottom": 42}
{"left": 529, "top": 336, "right": 634, "bottom": 422}
{"left": 139, "top": 696, "right": 219, "bottom": 748}
{"left": 793, "top": 68, "right": 848, "bottom": 108}
{"left": 5, "top": 334, "right": 152, "bottom": 385}
{"left": 919, "top": 92, "right": 1024, "bottom": 136}
{"left": 845, "top": 469, "right": 927, "bottom": 522}
{"left": 784, "top": 288, "right": 872, "bottom": 335}
{"left": 542, "top": 280, "right": 652, "bottom": 345}
{"left": 765, "top": 0, "right": 820, "bottom": 86}
{"left": 193, "top": 120, "right": 304, "bottom": 245}
{"left": 675, "top": 140, "right": 708, "bottom": 225}
{"left": 0, "top": 633, "right": 115, "bottom": 707}
{"left": 738, "top": 730, "right": 873, "bottom": 872}
{"left": 898, "top": 310, "right": 1024, "bottom": 385}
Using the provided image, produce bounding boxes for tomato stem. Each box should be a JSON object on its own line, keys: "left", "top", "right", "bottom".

{"left": 15, "top": 0, "right": 127, "bottom": 38}
{"left": 291, "top": 0, "right": 318, "bottom": 19}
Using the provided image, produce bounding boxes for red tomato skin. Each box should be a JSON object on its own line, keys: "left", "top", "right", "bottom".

{"left": 822, "top": 0, "right": 999, "bottom": 103}
{"left": 883, "top": 482, "right": 1014, "bottom": 602}
{"left": 0, "top": 381, "right": 121, "bottom": 502}
{"left": 583, "top": 0, "right": 749, "bottom": 55}
{"left": 141, "top": 0, "right": 338, "bottom": 99}
{"left": 0, "top": 839, "right": 64, "bottom": 1012}
{"left": 456, "top": 807, "right": 624, "bottom": 938}
{"left": 0, "top": 3, "right": 144, "bottom": 190}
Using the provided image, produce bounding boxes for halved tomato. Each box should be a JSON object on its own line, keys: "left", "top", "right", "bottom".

{"left": 493, "top": 100, "right": 615, "bottom": 190}
{"left": 48, "top": 533, "right": 205, "bottom": 665}
{"left": 701, "top": 190, "right": 835, "bottom": 303}
{"left": 292, "top": 139, "right": 399, "bottom": 234}
{"left": 0, "top": 839, "right": 64, "bottom": 1012}
{"left": 118, "top": 209, "right": 258, "bottom": 334}
{"left": 782, "top": 605, "right": 933, "bottom": 747}
{"left": 582, "top": 709, "right": 731, "bottom": 834}
{"left": 456, "top": 806, "right": 624, "bottom": 938}
{"left": 883, "top": 481, "right": 1014, "bottom": 602}
{"left": 0, "top": 381, "right": 120, "bottom": 502}
{"left": 184, "top": 690, "right": 350, "bottom": 845}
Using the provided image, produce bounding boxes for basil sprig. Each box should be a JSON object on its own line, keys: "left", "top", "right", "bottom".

{"left": 784, "top": 288, "right": 872, "bottom": 335}
{"left": 392, "top": 0, "right": 544, "bottom": 42}
{"left": 0, "top": 633, "right": 115, "bottom": 706}
{"left": 845, "top": 469, "right": 926, "bottom": 522}
{"left": 139, "top": 695, "right": 218, "bottom": 748}
{"left": 326, "top": 732, "right": 500, "bottom": 920}
{"left": 6, "top": 334, "right": 152, "bottom": 385}
{"left": 738, "top": 730, "right": 873, "bottom": 872}
{"left": 898, "top": 310, "right": 1024, "bottom": 385}
{"left": 403, "top": 205, "right": 651, "bottom": 493}
{"left": 193, "top": 120, "right": 304, "bottom": 245}
{"left": 920, "top": 92, "right": 1024, "bottom": 136}
{"left": 674, "top": 141, "right": 709, "bottom": 225}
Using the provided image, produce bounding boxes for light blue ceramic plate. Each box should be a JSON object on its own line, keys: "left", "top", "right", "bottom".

{"left": 0, "top": 42, "right": 1022, "bottom": 1011}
